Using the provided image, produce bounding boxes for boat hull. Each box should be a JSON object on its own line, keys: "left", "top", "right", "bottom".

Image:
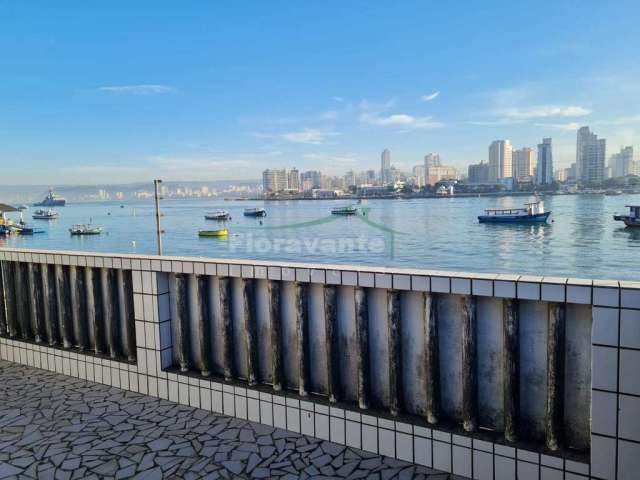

{"left": 244, "top": 211, "right": 266, "bottom": 217}
{"left": 33, "top": 200, "right": 66, "bottom": 207}
{"left": 478, "top": 211, "right": 551, "bottom": 224}
{"left": 614, "top": 215, "right": 640, "bottom": 227}
{"left": 199, "top": 229, "right": 229, "bottom": 237}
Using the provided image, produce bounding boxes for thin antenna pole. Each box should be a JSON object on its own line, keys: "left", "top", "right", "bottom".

{"left": 153, "top": 179, "right": 163, "bottom": 255}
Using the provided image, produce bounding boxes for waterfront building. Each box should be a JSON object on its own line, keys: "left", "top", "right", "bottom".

{"left": 513, "top": 147, "right": 536, "bottom": 183}
{"left": 425, "top": 165, "right": 459, "bottom": 185}
{"left": 300, "top": 170, "right": 322, "bottom": 191}
{"left": 287, "top": 168, "right": 300, "bottom": 192}
{"left": 380, "top": 149, "right": 391, "bottom": 185}
{"left": 576, "top": 126, "right": 606, "bottom": 183}
{"left": 344, "top": 170, "right": 356, "bottom": 188}
{"left": 468, "top": 161, "right": 490, "bottom": 184}
{"left": 609, "top": 146, "right": 634, "bottom": 178}
{"left": 412, "top": 165, "right": 425, "bottom": 188}
{"left": 262, "top": 169, "right": 287, "bottom": 193}
{"left": 488, "top": 140, "right": 512, "bottom": 182}
{"left": 536, "top": 138, "right": 554, "bottom": 185}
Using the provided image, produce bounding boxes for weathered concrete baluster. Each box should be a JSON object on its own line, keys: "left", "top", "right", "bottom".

{"left": 41, "top": 264, "right": 59, "bottom": 345}
{"left": 117, "top": 270, "right": 136, "bottom": 362}
{"left": 219, "top": 277, "right": 234, "bottom": 380}
{"left": 354, "top": 287, "right": 370, "bottom": 409}
{"left": 546, "top": 302, "right": 566, "bottom": 451}
{"left": 15, "top": 263, "right": 31, "bottom": 340}
{"left": 55, "top": 265, "right": 74, "bottom": 348}
{"left": 101, "top": 268, "right": 120, "bottom": 358}
{"left": 269, "top": 281, "right": 283, "bottom": 391}
{"left": 424, "top": 293, "right": 440, "bottom": 424}
{"left": 84, "top": 268, "right": 97, "bottom": 352}
{"left": 87, "top": 268, "right": 104, "bottom": 354}
{"left": 242, "top": 279, "right": 259, "bottom": 385}
{"left": 324, "top": 285, "right": 340, "bottom": 403}
{"left": 0, "top": 261, "right": 7, "bottom": 336}
{"left": 388, "top": 290, "right": 403, "bottom": 416}
{"left": 173, "top": 274, "right": 190, "bottom": 372}
{"left": 197, "top": 275, "right": 212, "bottom": 376}
{"left": 296, "top": 282, "right": 310, "bottom": 396}
{"left": 461, "top": 295, "right": 478, "bottom": 432}
{"left": 4, "top": 262, "right": 18, "bottom": 338}
{"left": 28, "top": 263, "right": 45, "bottom": 343}
{"left": 70, "top": 266, "right": 89, "bottom": 351}
{"left": 503, "top": 298, "right": 520, "bottom": 443}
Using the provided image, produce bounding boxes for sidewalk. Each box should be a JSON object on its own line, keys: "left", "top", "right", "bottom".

{"left": 0, "top": 360, "right": 464, "bottom": 479}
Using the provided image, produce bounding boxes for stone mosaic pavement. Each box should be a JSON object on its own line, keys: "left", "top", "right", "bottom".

{"left": 0, "top": 360, "right": 467, "bottom": 479}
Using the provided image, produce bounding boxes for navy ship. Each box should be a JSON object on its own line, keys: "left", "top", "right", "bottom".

{"left": 33, "top": 189, "right": 66, "bottom": 207}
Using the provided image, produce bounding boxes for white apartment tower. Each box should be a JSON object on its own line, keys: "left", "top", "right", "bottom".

{"left": 488, "top": 140, "right": 512, "bottom": 182}
{"left": 576, "top": 126, "right": 606, "bottom": 184}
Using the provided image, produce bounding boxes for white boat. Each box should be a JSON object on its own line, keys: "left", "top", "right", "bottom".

{"left": 243, "top": 207, "right": 267, "bottom": 217}
{"left": 478, "top": 201, "right": 551, "bottom": 224}
{"left": 205, "top": 210, "right": 231, "bottom": 221}
{"left": 32, "top": 209, "right": 59, "bottom": 220}
{"left": 331, "top": 205, "right": 358, "bottom": 215}
{"left": 69, "top": 224, "right": 103, "bottom": 235}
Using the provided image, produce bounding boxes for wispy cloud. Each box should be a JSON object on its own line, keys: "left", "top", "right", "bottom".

{"left": 534, "top": 122, "right": 581, "bottom": 132}
{"left": 252, "top": 128, "right": 338, "bottom": 145}
{"left": 97, "top": 84, "right": 174, "bottom": 95}
{"left": 500, "top": 105, "right": 591, "bottom": 120}
{"left": 361, "top": 113, "right": 443, "bottom": 129}
{"left": 420, "top": 91, "right": 440, "bottom": 102}
{"left": 332, "top": 96, "right": 344, "bottom": 102}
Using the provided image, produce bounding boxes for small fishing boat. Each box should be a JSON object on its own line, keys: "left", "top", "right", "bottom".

{"left": 243, "top": 207, "right": 267, "bottom": 217}
{"left": 614, "top": 205, "right": 640, "bottom": 228}
{"left": 17, "top": 204, "right": 28, "bottom": 211}
{"left": 16, "top": 226, "right": 44, "bottom": 235}
{"left": 205, "top": 210, "right": 232, "bottom": 221}
{"left": 32, "top": 209, "right": 59, "bottom": 220}
{"left": 331, "top": 205, "right": 358, "bottom": 215}
{"left": 69, "top": 224, "right": 103, "bottom": 235}
{"left": 199, "top": 228, "right": 229, "bottom": 237}
{"left": 605, "top": 189, "right": 623, "bottom": 196}
{"left": 478, "top": 201, "right": 551, "bottom": 224}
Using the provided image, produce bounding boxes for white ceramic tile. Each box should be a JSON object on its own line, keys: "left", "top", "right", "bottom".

{"left": 394, "top": 432, "right": 412, "bottom": 462}
{"left": 540, "top": 466, "right": 563, "bottom": 480}
{"left": 473, "top": 450, "right": 493, "bottom": 480}
{"left": 431, "top": 276, "right": 450, "bottom": 293}
{"left": 619, "top": 394, "right": 640, "bottom": 441}
{"left": 452, "top": 446, "right": 471, "bottom": 478}
{"left": 592, "top": 390, "right": 617, "bottom": 436}
{"left": 223, "top": 392, "right": 234, "bottom": 416}
{"left": 567, "top": 285, "right": 591, "bottom": 304}
{"left": 286, "top": 406, "right": 300, "bottom": 433}
{"left": 300, "top": 409, "right": 313, "bottom": 436}
{"left": 518, "top": 461, "right": 539, "bottom": 480}
{"left": 622, "top": 288, "right": 640, "bottom": 309}
{"left": 330, "top": 416, "right": 345, "bottom": 444}
{"left": 310, "top": 269, "right": 325, "bottom": 284}
{"left": 273, "top": 404, "right": 286, "bottom": 429}
{"left": 594, "top": 287, "right": 619, "bottom": 307}
{"left": 565, "top": 460, "right": 588, "bottom": 475}
{"left": 342, "top": 271, "right": 357, "bottom": 286}
{"left": 314, "top": 413, "right": 329, "bottom": 440}
{"left": 618, "top": 439, "right": 640, "bottom": 480}
{"left": 361, "top": 424, "right": 377, "bottom": 454}
{"left": 358, "top": 272, "right": 374, "bottom": 288}
{"left": 494, "top": 280, "right": 516, "bottom": 298}
{"left": 345, "top": 420, "right": 361, "bottom": 449}
{"left": 451, "top": 278, "right": 471, "bottom": 295}
{"left": 235, "top": 395, "right": 247, "bottom": 420}
{"left": 517, "top": 282, "right": 539, "bottom": 300}
{"left": 326, "top": 270, "right": 341, "bottom": 285}
{"left": 495, "top": 456, "right": 516, "bottom": 480}
{"left": 592, "top": 346, "right": 618, "bottom": 392}
{"left": 414, "top": 436, "right": 432, "bottom": 467}
{"left": 620, "top": 349, "right": 640, "bottom": 395}
{"left": 592, "top": 307, "right": 619, "bottom": 346}
{"left": 621, "top": 309, "right": 640, "bottom": 349}
{"left": 259, "top": 400, "right": 272, "bottom": 425}
{"left": 248, "top": 398, "right": 260, "bottom": 422}
{"left": 412, "top": 275, "right": 430, "bottom": 292}
{"left": 433, "top": 440, "right": 452, "bottom": 473}
{"left": 378, "top": 428, "right": 395, "bottom": 458}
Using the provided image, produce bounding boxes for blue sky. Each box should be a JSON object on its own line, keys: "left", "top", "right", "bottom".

{"left": 1, "top": 1, "right": 639, "bottom": 184}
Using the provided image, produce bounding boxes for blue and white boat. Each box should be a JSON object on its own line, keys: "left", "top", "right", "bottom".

{"left": 614, "top": 205, "right": 640, "bottom": 228}
{"left": 243, "top": 207, "right": 267, "bottom": 218}
{"left": 478, "top": 201, "right": 551, "bottom": 224}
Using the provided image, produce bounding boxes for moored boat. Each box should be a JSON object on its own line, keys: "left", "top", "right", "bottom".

{"left": 478, "top": 202, "right": 551, "bottom": 224}
{"left": 331, "top": 205, "right": 358, "bottom": 215}
{"left": 32, "top": 209, "right": 59, "bottom": 220}
{"left": 614, "top": 205, "right": 640, "bottom": 228}
{"left": 243, "top": 207, "right": 266, "bottom": 217}
{"left": 205, "top": 210, "right": 232, "bottom": 221}
{"left": 69, "top": 224, "right": 103, "bottom": 235}
{"left": 199, "top": 228, "right": 229, "bottom": 237}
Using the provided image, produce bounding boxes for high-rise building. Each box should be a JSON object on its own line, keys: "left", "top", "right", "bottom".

{"left": 287, "top": 168, "right": 300, "bottom": 191}
{"left": 488, "top": 140, "right": 512, "bottom": 182}
{"left": 412, "top": 165, "right": 425, "bottom": 188}
{"left": 425, "top": 165, "right": 459, "bottom": 185}
{"left": 344, "top": 170, "right": 356, "bottom": 187}
{"left": 512, "top": 147, "right": 536, "bottom": 182}
{"left": 262, "top": 169, "right": 287, "bottom": 193}
{"left": 609, "top": 146, "right": 634, "bottom": 178}
{"left": 468, "top": 161, "right": 490, "bottom": 184}
{"left": 536, "top": 138, "right": 553, "bottom": 185}
{"left": 380, "top": 149, "right": 391, "bottom": 185}
{"left": 424, "top": 153, "right": 441, "bottom": 168}
{"left": 576, "top": 127, "right": 606, "bottom": 184}
{"left": 301, "top": 170, "right": 322, "bottom": 191}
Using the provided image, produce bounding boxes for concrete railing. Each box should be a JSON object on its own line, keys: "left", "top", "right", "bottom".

{"left": 1, "top": 247, "right": 639, "bottom": 480}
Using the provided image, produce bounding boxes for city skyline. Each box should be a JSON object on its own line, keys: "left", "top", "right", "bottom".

{"left": 1, "top": 2, "right": 639, "bottom": 185}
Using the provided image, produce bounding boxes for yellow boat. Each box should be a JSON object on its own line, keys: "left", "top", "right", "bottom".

{"left": 198, "top": 228, "right": 229, "bottom": 237}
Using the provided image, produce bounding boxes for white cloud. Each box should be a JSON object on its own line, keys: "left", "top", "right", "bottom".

{"left": 252, "top": 128, "right": 338, "bottom": 145}
{"left": 501, "top": 105, "right": 591, "bottom": 120}
{"left": 420, "top": 91, "right": 440, "bottom": 102}
{"left": 361, "top": 113, "right": 443, "bottom": 129}
{"left": 97, "top": 84, "right": 174, "bottom": 95}
{"left": 534, "top": 122, "right": 581, "bottom": 132}
{"left": 332, "top": 96, "right": 344, "bottom": 102}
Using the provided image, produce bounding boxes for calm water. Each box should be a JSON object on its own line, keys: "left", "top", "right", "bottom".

{"left": 2, "top": 195, "right": 639, "bottom": 281}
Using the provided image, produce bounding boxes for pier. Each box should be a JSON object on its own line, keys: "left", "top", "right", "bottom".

{"left": 0, "top": 247, "right": 639, "bottom": 479}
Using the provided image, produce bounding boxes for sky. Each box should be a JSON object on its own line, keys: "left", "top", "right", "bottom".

{"left": 1, "top": 0, "right": 639, "bottom": 185}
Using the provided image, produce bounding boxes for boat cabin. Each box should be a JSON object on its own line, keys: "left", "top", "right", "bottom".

{"left": 627, "top": 205, "right": 640, "bottom": 219}
{"left": 483, "top": 201, "right": 543, "bottom": 216}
